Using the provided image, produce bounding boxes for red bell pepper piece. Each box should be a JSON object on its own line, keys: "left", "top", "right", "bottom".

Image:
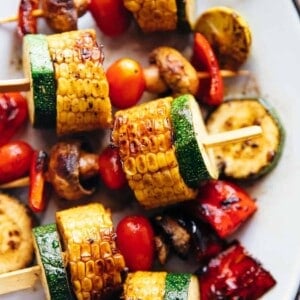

{"left": 0, "top": 93, "right": 28, "bottom": 146}
{"left": 199, "top": 241, "right": 276, "bottom": 299}
{"left": 29, "top": 150, "right": 51, "bottom": 213}
{"left": 185, "top": 180, "right": 257, "bottom": 238}
{"left": 17, "top": 0, "right": 39, "bottom": 36}
{"left": 191, "top": 33, "right": 224, "bottom": 105}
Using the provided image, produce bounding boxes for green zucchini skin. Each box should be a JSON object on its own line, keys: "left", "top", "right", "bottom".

{"left": 33, "top": 223, "right": 74, "bottom": 300}
{"left": 164, "top": 273, "right": 191, "bottom": 300}
{"left": 176, "top": 0, "right": 195, "bottom": 33}
{"left": 171, "top": 94, "right": 218, "bottom": 188}
{"left": 205, "top": 98, "right": 285, "bottom": 180}
{"left": 23, "top": 34, "right": 56, "bottom": 129}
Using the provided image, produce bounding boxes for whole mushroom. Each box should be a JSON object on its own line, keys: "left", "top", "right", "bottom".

{"left": 143, "top": 46, "right": 199, "bottom": 96}
{"left": 47, "top": 140, "right": 99, "bottom": 200}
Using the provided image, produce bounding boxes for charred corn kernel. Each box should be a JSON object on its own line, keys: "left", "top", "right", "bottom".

{"left": 47, "top": 29, "right": 112, "bottom": 135}
{"left": 56, "top": 203, "right": 126, "bottom": 300}
{"left": 112, "top": 97, "right": 197, "bottom": 209}
{"left": 124, "top": 0, "right": 178, "bottom": 33}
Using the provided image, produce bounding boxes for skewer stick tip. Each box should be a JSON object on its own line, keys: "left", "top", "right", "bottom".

{"left": 203, "top": 125, "right": 262, "bottom": 148}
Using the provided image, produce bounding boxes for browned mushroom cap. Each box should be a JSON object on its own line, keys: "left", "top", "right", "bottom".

{"left": 47, "top": 140, "right": 99, "bottom": 201}
{"left": 41, "top": 0, "right": 78, "bottom": 32}
{"left": 146, "top": 46, "right": 199, "bottom": 96}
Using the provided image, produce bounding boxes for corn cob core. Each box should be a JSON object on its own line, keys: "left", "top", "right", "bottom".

{"left": 56, "top": 203, "right": 126, "bottom": 300}
{"left": 112, "top": 97, "right": 197, "bottom": 209}
{"left": 47, "top": 29, "right": 112, "bottom": 135}
{"left": 123, "top": 0, "right": 178, "bottom": 33}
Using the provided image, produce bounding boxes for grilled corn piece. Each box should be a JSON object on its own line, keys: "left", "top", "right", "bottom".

{"left": 112, "top": 97, "right": 197, "bottom": 209}
{"left": 123, "top": 271, "right": 200, "bottom": 300}
{"left": 47, "top": 29, "right": 112, "bottom": 135}
{"left": 56, "top": 203, "right": 126, "bottom": 300}
{"left": 123, "top": 0, "right": 178, "bottom": 33}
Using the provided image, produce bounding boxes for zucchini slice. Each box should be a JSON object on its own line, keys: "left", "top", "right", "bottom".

{"left": 176, "top": 0, "right": 195, "bottom": 33}
{"left": 23, "top": 34, "right": 56, "bottom": 129}
{"left": 0, "top": 194, "right": 33, "bottom": 274}
{"left": 165, "top": 273, "right": 200, "bottom": 300}
{"left": 205, "top": 98, "right": 285, "bottom": 180}
{"left": 33, "top": 223, "right": 74, "bottom": 300}
{"left": 194, "top": 6, "right": 252, "bottom": 70}
{"left": 171, "top": 94, "right": 219, "bottom": 188}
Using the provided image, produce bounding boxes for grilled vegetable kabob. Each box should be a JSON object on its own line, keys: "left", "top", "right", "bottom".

{"left": 0, "top": 201, "right": 128, "bottom": 299}
{"left": 0, "top": 195, "right": 276, "bottom": 300}
{"left": 0, "top": 93, "right": 284, "bottom": 214}
{"left": 0, "top": 94, "right": 262, "bottom": 213}
{"left": 1, "top": 0, "right": 195, "bottom": 36}
{"left": 1, "top": 28, "right": 112, "bottom": 135}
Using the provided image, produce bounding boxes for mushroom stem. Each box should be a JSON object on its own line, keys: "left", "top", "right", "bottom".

{"left": 79, "top": 152, "right": 100, "bottom": 180}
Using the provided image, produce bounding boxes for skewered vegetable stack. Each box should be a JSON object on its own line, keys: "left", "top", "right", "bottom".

{"left": 111, "top": 94, "right": 219, "bottom": 209}
{"left": 23, "top": 28, "right": 112, "bottom": 135}
{"left": 33, "top": 202, "right": 127, "bottom": 299}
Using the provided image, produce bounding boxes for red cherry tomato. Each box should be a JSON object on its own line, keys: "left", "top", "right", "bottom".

{"left": 106, "top": 58, "right": 146, "bottom": 109}
{"left": 116, "top": 215, "right": 155, "bottom": 271}
{"left": 0, "top": 141, "right": 34, "bottom": 184}
{"left": 98, "top": 146, "right": 127, "bottom": 189}
{"left": 89, "top": 0, "right": 132, "bottom": 36}
{"left": 0, "top": 92, "right": 28, "bottom": 146}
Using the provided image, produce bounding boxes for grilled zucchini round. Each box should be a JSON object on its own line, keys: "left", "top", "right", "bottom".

{"left": 23, "top": 34, "right": 57, "bottom": 129}
{"left": 205, "top": 98, "right": 285, "bottom": 180}
{"left": 33, "top": 223, "right": 74, "bottom": 300}
{"left": 194, "top": 6, "right": 252, "bottom": 70}
{"left": 0, "top": 194, "right": 34, "bottom": 274}
{"left": 171, "top": 94, "right": 219, "bottom": 188}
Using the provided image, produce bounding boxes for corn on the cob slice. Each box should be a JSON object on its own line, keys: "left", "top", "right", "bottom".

{"left": 112, "top": 97, "right": 197, "bottom": 209}
{"left": 56, "top": 203, "right": 126, "bottom": 300}
{"left": 47, "top": 29, "right": 112, "bottom": 135}
{"left": 123, "top": 0, "right": 178, "bottom": 33}
{"left": 123, "top": 271, "right": 200, "bottom": 300}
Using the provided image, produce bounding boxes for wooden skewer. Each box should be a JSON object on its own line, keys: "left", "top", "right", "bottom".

{"left": 0, "top": 176, "right": 30, "bottom": 189}
{"left": 0, "top": 126, "right": 261, "bottom": 189}
{"left": 0, "top": 69, "right": 249, "bottom": 93}
{"left": 0, "top": 9, "right": 44, "bottom": 24}
{"left": 0, "top": 78, "right": 31, "bottom": 92}
{"left": 0, "top": 265, "right": 41, "bottom": 295}
{"left": 198, "top": 69, "right": 250, "bottom": 79}
{"left": 202, "top": 125, "right": 262, "bottom": 148}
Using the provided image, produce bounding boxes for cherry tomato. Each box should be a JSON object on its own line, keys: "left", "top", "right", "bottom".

{"left": 185, "top": 180, "right": 257, "bottom": 238}
{"left": 89, "top": 0, "right": 132, "bottom": 37}
{"left": 191, "top": 33, "right": 224, "bottom": 106}
{"left": 0, "top": 141, "right": 34, "bottom": 184}
{"left": 0, "top": 92, "right": 28, "bottom": 146}
{"left": 98, "top": 146, "right": 127, "bottom": 189}
{"left": 106, "top": 58, "right": 146, "bottom": 109}
{"left": 116, "top": 215, "right": 155, "bottom": 271}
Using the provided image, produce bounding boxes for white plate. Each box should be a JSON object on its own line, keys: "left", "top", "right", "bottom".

{"left": 0, "top": 1, "right": 300, "bottom": 299}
